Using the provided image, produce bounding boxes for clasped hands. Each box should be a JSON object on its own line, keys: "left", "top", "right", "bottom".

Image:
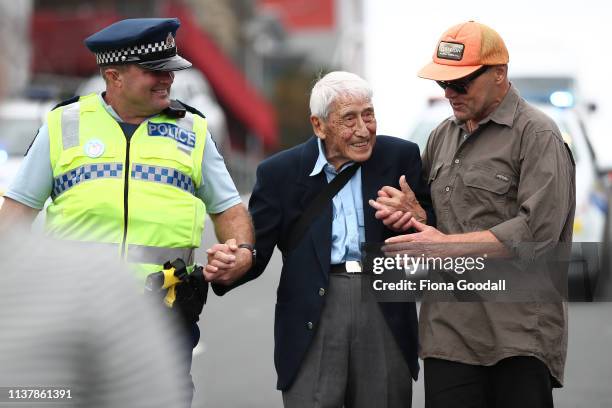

{"left": 369, "top": 175, "right": 448, "bottom": 248}
{"left": 203, "top": 238, "right": 253, "bottom": 285}
{"left": 372, "top": 177, "right": 504, "bottom": 259}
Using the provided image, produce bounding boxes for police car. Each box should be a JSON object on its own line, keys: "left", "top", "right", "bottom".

{"left": 0, "top": 98, "right": 57, "bottom": 205}
{"left": 405, "top": 85, "right": 607, "bottom": 301}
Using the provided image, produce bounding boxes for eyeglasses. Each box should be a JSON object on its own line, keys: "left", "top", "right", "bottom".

{"left": 436, "top": 66, "right": 490, "bottom": 94}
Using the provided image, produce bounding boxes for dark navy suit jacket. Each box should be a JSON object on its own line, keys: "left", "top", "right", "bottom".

{"left": 213, "top": 135, "right": 434, "bottom": 390}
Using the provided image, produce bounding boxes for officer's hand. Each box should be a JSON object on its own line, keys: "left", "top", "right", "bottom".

{"left": 204, "top": 239, "right": 236, "bottom": 281}
{"left": 203, "top": 239, "right": 252, "bottom": 285}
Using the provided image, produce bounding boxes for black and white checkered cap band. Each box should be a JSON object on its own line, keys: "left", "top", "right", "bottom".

{"left": 95, "top": 41, "right": 176, "bottom": 65}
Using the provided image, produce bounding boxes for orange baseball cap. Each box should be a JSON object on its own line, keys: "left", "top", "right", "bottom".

{"left": 418, "top": 21, "right": 509, "bottom": 81}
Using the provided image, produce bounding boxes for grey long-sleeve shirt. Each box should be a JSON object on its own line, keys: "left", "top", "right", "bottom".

{"left": 419, "top": 85, "right": 575, "bottom": 386}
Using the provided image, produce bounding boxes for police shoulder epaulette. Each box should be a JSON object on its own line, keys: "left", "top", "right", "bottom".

{"left": 175, "top": 99, "right": 207, "bottom": 119}
{"left": 51, "top": 96, "right": 80, "bottom": 111}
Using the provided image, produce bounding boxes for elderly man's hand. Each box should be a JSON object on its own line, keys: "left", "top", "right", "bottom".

{"left": 203, "top": 238, "right": 252, "bottom": 285}
{"left": 368, "top": 175, "right": 427, "bottom": 232}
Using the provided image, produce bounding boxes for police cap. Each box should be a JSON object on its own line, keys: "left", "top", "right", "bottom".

{"left": 84, "top": 18, "right": 192, "bottom": 71}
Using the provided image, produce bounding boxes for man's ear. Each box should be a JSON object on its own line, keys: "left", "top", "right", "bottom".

{"left": 104, "top": 68, "right": 122, "bottom": 87}
{"left": 493, "top": 65, "right": 507, "bottom": 84}
{"left": 310, "top": 115, "right": 326, "bottom": 140}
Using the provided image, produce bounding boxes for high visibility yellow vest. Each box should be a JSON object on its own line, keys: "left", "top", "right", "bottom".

{"left": 45, "top": 93, "right": 207, "bottom": 279}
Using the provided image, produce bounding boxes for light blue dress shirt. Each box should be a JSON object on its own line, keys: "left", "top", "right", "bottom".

{"left": 309, "top": 138, "right": 365, "bottom": 264}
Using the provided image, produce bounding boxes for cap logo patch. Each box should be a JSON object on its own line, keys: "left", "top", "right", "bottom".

{"left": 165, "top": 32, "right": 176, "bottom": 49}
{"left": 437, "top": 41, "right": 464, "bottom": 61}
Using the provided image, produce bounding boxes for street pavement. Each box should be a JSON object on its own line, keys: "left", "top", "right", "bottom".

{"left": 191, "top": 218, "right": 612, "bottom": 408}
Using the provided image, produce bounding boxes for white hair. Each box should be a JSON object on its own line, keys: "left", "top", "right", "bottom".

{"left": 309, "top": 71, "right": 373, "bottom": 120}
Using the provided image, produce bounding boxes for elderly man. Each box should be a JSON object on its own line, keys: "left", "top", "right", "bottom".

{"left": 209, "top": 71, "right": 433, "bottom": 407}
{"left": 372, "top": 21, "right": 575, "bottom": 408}
{"left": 0, "top": 18, "right": 253, "bottom": 406}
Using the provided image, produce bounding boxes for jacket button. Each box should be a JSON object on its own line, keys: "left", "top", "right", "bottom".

{"left": 306, "top": 321, "right": 313, "bottom": 330}
{"left": 319, "top": 288, "right": 325, "bottom": 296}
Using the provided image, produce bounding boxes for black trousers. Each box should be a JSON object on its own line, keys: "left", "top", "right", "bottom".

{"left": 424, "top": 357, "right": 554, "bottom": 408}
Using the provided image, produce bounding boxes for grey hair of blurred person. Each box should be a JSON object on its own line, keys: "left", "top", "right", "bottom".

{"left": 0, "top": 230, "right": 191, "bottom": 407}
{"left": 309, "top": 71, "right": 373, "bottom": 121}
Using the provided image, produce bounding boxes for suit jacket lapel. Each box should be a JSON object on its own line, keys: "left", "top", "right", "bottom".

{"left": 361, "top": 143, "right": 393, "bottom": 243}
{"left": 310, "top": 199, "right": 332, "bottom": 274}
{"left": 296, "top": 137, "right": 324, "bottom": 208}
{"left": 296, "top": 137, "right": 332, "bottom": 274}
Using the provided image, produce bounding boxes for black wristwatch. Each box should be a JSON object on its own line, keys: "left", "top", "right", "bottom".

{"left": 238, "top": 243, "right": 256, "bottom": 264}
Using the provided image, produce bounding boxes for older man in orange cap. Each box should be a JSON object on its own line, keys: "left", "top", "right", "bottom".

{"left": 371, "top": 21, "right": 575, "bottom": 408}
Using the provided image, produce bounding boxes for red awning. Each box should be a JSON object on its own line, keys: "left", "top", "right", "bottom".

{"left": 164, "top": 3, "right": 277, "bottom": 149}
{"left": 31, "top": 6, "right": 278, "bottom": 149}
{"left": 258, "top": 0, "right": 335, "bottom": 31}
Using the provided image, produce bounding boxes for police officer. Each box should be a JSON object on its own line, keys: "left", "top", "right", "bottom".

{"left": 0, "top": 18, "right": 254, "bottom": 406}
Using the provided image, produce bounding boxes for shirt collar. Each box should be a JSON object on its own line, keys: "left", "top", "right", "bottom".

{"left": 487, "top": 84, "right": 520, "bottom": 127}
{"left": 451, "top": 84, "right": 521, "bottom": 129}
{"left": 310, "top": 138, "right": 330, "bottom": 176}
{"left": 98, "top": 92, "right": 122, "bottom": 122}
{"left": 309, "top": 138, "right": 355, "bottom": 176}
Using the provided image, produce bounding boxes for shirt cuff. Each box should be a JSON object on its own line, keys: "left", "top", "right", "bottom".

{"left": 3, "top": 191, "right": 46, "bottom": 210}
{"left": 205, "top": 196, "right": 242, "bottom": 215}
{"left": 489, "top": 216, "right": 536, "bottom": 260}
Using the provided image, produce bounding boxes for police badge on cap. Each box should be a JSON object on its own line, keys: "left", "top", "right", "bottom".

{"left": 84, "top": 18, "right": 192, "bottom": 72}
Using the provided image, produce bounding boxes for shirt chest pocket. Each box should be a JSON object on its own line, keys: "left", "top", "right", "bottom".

{"left": 461, "top": 165, "right": 516, "bottom": 205}
{"left": 456, "top": 165, "right": 517, "bottom": 229}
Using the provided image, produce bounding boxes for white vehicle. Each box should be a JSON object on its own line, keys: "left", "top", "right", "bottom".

{"left": 76, "top": 69, "right": 228, "bottom": 151}
{"left": 405, "top": 90, "right": 607, "bottom": 300}
{"left": 0, "top": 99, "right": 57, "bottom": 202}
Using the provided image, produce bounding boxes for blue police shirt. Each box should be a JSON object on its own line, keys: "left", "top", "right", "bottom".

{"left": 309, "top": 138, "right": 365, "bottom": 264}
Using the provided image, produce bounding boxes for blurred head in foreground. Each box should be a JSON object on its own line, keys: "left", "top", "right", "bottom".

{"left": 0, "top": 231, "right": 191, "bottom": 407}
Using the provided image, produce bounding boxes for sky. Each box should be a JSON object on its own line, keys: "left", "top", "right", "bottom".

{"left": 363, "top": 0, "right": 612, "bottom": 168}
